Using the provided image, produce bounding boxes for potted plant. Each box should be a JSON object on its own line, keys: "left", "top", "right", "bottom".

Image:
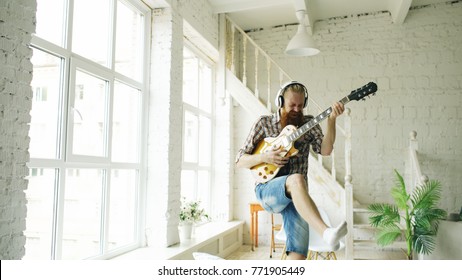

{"left": 368, "top": 170, "right": 447, "bottom": 260}
{"left": 179, "top": 197, "right": 209, "bottom": 239}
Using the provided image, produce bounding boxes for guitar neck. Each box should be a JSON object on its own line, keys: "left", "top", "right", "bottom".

{"left": 286, "top": 96, "right": 350, "bottom": 143}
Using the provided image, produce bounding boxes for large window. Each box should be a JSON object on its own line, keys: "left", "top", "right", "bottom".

{"left": 181, "top": 45, "right": 214, "bottom": 215}
{"left": 26, "top": 0, "right": 149, "bottom": 260}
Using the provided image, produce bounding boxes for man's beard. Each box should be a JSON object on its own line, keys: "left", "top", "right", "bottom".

{"left": 280, "top": 110, "right": 304, "bottom": 128}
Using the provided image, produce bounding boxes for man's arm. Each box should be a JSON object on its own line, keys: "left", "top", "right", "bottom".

{"left": 320, "top": 102, "right": 345, "bottom": 156}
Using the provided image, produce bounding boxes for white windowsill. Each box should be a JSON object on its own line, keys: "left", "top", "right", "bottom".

{"left": 111, "top": 220, "right": 244, "bottom": 260}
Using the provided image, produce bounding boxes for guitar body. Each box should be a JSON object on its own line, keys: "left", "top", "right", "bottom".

{"left": 250, "top": 125, "right": 299, "bottom": 183}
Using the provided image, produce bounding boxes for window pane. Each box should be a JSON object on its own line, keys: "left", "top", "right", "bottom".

{"left": 72, "top": 0, "right": 111, "bottom": 66}
{"left": 181, "top": 170, "right": 196, "bottom": 201}
{"left": 112, "top": 82, "right": 140, "bottom": 163}
{"left": 183, "top": 111, "right": 198, "bottom": 163}
{"left": 199, "top": 62, "right": 212, "bottom": 113}
{"left": 24, "top": 168, "right": 56, "bottom": 260}
{"left": 108, "top": 169, "right": 137, "bottom": 250}
{"left": 62, "top": 169, "right": 103, "bottom": 260}
{"left": 35, "top": 0, "right": 65, "bottom": 46}
{"left": 29, "top": 49, "right": 63, "bottom": 159}
{"left": 198, "top": 170, "right": 210, "bottom": 211}
{"left": 72, "top": 70, "right": 107, "bottom": 157}
{"left": 198, "top": 116, "right": 211, "bottom": 166}
{"left": 115, "top": 1, "right": 143, "bottom": 81}
{"left": 183, "top": 52, "right": 198, "bottom": 107}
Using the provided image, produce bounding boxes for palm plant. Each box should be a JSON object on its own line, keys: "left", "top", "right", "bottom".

{"left": 368, "top": 170, "right": 447, "bottom": 260}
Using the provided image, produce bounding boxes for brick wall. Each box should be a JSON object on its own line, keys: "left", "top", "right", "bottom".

{"left": 233, "top": 2, "right": 462, "bottom": 245}
{"left": 0, "top": 0, "right": 36, "bottom": 259}
{"left": 177, "top": 0, "right": 219, "bottom": 51}
{"left": 146, "top": 0, "right": 220, "bottom": 247}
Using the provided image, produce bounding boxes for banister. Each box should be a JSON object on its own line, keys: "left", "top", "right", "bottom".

{"left": 409, "top": 131, "right": 428, "bottom": 187}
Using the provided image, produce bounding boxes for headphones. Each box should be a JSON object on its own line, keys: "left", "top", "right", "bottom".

{"left": 274, "top": 81, "right": 309, "bottom": 108}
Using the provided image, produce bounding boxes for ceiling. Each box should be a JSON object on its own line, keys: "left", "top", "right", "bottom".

{"left": 208, "top": 0, "right": 451, "bottom": 31}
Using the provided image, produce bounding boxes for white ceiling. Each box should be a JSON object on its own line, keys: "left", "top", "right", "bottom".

{"left": 208, "top": 0, "right": 451, "bottom": 31}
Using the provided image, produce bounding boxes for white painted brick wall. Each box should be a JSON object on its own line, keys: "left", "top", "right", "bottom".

{"left": 234, "top": 2, "right": 462, "bottom": 245}
{"left": 0, "top": 0, "right": 36, "bottom": 259}
{"left": 177, "top": 0, "right": 219, "bottom": 50}
{"left": 146, "top": 7, "right": 184, "bottom": 247}
{"left": 146, "top": 0, "right": 219, "bottom": 247}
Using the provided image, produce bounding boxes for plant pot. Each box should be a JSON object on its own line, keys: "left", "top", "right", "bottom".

{"left": 179, "top": 223, "right": 193, "bottom": 240}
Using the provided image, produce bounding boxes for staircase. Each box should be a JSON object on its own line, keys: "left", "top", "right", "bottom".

{"left": 346, "top": 205, "right": 408, "bottom": 259}
{"left": 223, "top": 16, "right": 419, "bottom": 260}
{"left": 345, "top": 131, "right": 427, "bottom": 260}
{"left": 224, "top": 15, "right": 351, "bottom": 206}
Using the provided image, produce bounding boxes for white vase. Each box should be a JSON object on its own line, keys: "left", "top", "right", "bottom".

{"left": 180, "top": 223, "right": 193, "bottom": 240}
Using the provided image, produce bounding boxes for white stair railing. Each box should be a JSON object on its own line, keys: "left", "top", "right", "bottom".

{"left": 225, "top": 16, "right": 349, "bottom": 185}
{"left": 409, "top": 131, "right": 428, "bottom": 188}
{"left": 344, "top": 108, "right": 354, "bottom": 259}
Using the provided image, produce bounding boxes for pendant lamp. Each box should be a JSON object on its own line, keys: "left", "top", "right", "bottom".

{"left": 285, "top": 10, "right": 320, "bottom": 56}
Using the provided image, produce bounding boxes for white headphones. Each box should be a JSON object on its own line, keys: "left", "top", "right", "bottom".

{"left": 274, "top": 81, "right": 309, "bottom": 108}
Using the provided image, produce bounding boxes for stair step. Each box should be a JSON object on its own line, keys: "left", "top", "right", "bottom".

{"left": 353, "top": 240, "right": 407, "bottom": 250}
{"left": 353, "top": 249, "right": 408, "bottom": 260}
{"left": 353, "top": 223, "right": 374, "bottom": 229}
{"left": 353, "top": 206, "right": 371, "bottom": 213}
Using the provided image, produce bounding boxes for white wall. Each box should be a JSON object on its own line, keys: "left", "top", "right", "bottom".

{"left": 0, "top": 0, "right": 36, "bottom": 259}
{"left": 145, "top": 0, "right": 223, "bottom": 247}
{"left": 233, "top": 2, "right": 462, "bottom": 245}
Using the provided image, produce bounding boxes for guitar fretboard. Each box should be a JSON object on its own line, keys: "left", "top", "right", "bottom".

{"left": 286, "top": 96, "right": 350, "bottom": 143}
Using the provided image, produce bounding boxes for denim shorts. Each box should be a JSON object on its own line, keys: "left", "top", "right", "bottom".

{"left": 255, "top": 175, "right": 310, "bottom": 257}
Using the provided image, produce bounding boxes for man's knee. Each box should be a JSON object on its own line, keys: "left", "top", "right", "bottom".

{"left": 285, "top": 174, "right": 308, "bottom": 196}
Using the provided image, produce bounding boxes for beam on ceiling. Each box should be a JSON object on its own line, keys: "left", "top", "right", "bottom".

{"left": 211, "top": 0, "right": 290, "bottom": 14}
{"left": 142, "top": 0, "right": 170, "bottom": 9}
{"left": 389, "top": 0, "right": 412, "bottom": 24}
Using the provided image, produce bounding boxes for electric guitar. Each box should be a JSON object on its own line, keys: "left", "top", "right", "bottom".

{"left": 250, "top": 82, "right": 378, "bottom": 183}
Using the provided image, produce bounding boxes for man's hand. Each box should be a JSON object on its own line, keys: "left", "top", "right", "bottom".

{"left": 329, "top": 102, "right": 345, "bottom": 120}
{"left": 264, "top": 145, "right": 289, "bottom": 167}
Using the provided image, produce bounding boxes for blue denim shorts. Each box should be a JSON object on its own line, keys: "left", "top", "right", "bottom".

{"left": 255, "top": 175, "right": 310, "bottom": 257}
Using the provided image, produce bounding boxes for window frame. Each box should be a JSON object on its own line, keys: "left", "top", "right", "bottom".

{"left": 181, "top": 41, "right": 216, "bottom": 216}
{"left": 26, "top": 0, "right": 151, "bottom": 260}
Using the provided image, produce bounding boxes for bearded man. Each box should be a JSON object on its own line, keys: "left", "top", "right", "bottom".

{"left": 235, "top": 81, "right": 348, "bottom": 260}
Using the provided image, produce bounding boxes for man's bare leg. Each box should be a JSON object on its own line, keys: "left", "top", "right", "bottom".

{"left": 286, "top": 252, "right": 305, "bottom": 260}
{"left": 285, "top": 174, "right": 347, "bottom": 246}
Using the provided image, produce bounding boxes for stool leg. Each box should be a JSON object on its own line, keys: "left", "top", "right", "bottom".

{"left": 280, "top": 245, "right": 287, "bottom": 260}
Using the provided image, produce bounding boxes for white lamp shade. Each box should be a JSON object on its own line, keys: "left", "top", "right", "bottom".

{"left": 285, "top": 25, "right": 320, "bottom": 56}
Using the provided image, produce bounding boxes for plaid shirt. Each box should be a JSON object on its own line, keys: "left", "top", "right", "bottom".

{"left": 236, "top": 111, "right": 324, "bottom": 183}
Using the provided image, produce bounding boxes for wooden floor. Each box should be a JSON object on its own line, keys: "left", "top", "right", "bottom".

{"left": 225, "top": 244, "right": 408, "bottom": 260}
{"left": 225, "top": 244, "right": 345, "bottom": 260}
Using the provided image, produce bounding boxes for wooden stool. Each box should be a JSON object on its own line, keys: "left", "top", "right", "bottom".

{"left": 269, "top": 213, "right": 284, "bottom": 258}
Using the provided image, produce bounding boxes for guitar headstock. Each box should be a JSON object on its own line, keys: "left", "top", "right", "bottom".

{"left": 348, "top": 82, "right": 378, "bottom": 101}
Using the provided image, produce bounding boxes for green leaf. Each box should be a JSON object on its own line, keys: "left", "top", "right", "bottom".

{"left": 368, "top": 203, "right": 400, "bottom": 228}
{"left": 413, "top": 234, "right": 436, "bottom": 255}
{"left": 391, "top": 170, "right": 410, "bottom": 210}
{"left": 411, "top": 180, "right": 442, "bottom": 210}
{"left": 375, "top": 224, "right": 402, "bottom": 246}
{"left": 414, "top": 208, "right": 447, "bottom": 238}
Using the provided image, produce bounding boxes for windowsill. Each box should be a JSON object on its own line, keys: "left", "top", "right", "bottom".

{"left": 111, "top": 220, "right": 244, "bottom": 260}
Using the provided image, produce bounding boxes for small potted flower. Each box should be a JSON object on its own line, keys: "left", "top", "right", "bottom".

{"left": 179, "top": 197, "right": 209, "bottom": 239}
